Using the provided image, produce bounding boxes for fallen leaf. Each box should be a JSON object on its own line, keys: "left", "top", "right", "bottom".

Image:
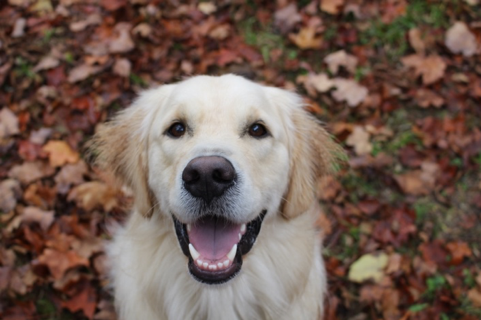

{"left": 68, "top": 63, "right": 103, "bottom": 83}
{"left": 348, "top": 252, "right": 388, "bottom": 283}
{"left": 37, "top": 248, "right": 89, "bottom": 280}
{"left": 12, "top": 18, "right": 27, "bottom": 38}
{"left": 8, "top": 161, "right": 55, "bottom": 185}
{"left": 42, "top": 140, "right": 79, "bottom": 167}
{"left": 32, "top": 56, "right": 59, "bottom": 72}
{"left": 274, "top": 3, "right": 301, "bottom": 34}
{"left": 62, "top": 282, "right": 97, "bottom": 318}
{"left": 54, "top": 160, "right": 88, "bottom": 194}
{"left": 346, "top": 126, "right": 372, "bottom": 155}
{"left": 113, "top": 58, "right": 131, "bottom": 77}
{"left": 401, "top": 54, "right": 446, "bottom": 85}
{"left": 446, "top": 241, "right": 472, "bottom": 265}
{"left": 408, "top": 28, "right": 425, "bottom": 55}
{"left": 108, "top": 22, "right": 135, "bottom": 53}
{"left": 320, "top": 0, "right": 344, "bottom": 15}
{"left": 331, "top": 78, "right": 368, "bottom": 107}
{"left": 468, "top": 288, "right": 481, "bottom": 307}
{"left": 100, "top": 0, "right": 126, "bottom": 11}
{"left": 324, "top": 50, "right": 358, "bottom": 74}
{"left": 29, "top": 127, "right": 52, "bottom": 145}
{"left": 132, "top": 23, "right": 152, "bottom": 38}
{"left": 289, "top": 27, "right": 322, "bottom": 50}
{"left": 68, "top": 181, "right": 119, "bottom": 212}
{"left": 445, "top": 22, "right": 479, "bottom": 57}
{"left": 415, "top": 88, "right": 444, "bottom": 108}
{"left": 0, "top": 108, "right": 20, "bottom": 139}
{"left": 0, "top": 179, "right": 22, "bottom": 212}
{"left": 198, "top": 2, "right": 216, "bottom": 15}
{"left": 69, "top": 13, "right": 102, "bottom": 32}
{"left": 21, "top": 207, "right": 54, "bottom": 230}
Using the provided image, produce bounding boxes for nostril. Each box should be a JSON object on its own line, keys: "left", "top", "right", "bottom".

{"left": 212, "top": 168, "right": 235, "bottom": 183}
{"left": 182, "top": 168, "right": 200, "bottom": 184}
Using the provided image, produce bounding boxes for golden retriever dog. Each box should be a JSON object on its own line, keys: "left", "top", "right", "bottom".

{"left": 92, "top": 74, "right": 340, "bottom": 320}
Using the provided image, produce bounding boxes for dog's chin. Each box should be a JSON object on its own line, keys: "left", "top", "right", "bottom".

{"left": 173, "top": 210, "right": 267, "bottom": 285}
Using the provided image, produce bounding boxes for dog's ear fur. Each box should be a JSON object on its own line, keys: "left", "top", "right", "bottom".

{"left": 266, "top": 88, "right": 344, "bottom": 219}
{"left": 89, "top": 87, "right": 171, "bottom": 218}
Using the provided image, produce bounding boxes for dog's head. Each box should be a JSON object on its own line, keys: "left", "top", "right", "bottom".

{"left": 92, "top": 75, "right": 340, "bottom": 284}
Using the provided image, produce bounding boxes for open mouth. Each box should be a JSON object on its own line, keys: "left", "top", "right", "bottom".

{"left": 173, "top": 211, "right": 267, "bottom": 284}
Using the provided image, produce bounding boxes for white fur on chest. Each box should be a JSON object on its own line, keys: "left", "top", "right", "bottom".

{"left": 108, "top": 210, "right": 325, "bottom": 320}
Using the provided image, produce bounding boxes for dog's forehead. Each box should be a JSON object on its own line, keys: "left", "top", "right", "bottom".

{"left": 166, "top": 75, "right": 273, "bottom": 115}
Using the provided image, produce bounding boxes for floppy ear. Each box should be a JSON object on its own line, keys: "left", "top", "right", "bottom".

{"left": 267, "top": 88, "right": 344, "bottom": 219}
{"left": 90, "top": 87, "right": 171, "bottom": 218}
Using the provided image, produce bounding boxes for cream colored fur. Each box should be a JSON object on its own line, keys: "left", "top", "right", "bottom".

{"left": 92, "top": 75, "right": 340, "bottom": 320}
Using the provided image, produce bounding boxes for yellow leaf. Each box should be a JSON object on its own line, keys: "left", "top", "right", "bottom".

{"left": 348, "top": 252, "right": 388, "bottom": 283}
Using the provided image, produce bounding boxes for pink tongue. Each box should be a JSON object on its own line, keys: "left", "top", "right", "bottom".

{"left": 188, "top": 216, "right": 241, "bottom": 261}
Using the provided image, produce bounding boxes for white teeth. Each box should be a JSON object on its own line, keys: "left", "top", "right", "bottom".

{"left": 209, "top": 265, "right": 217, "bottom": 271}
{"left": 227, "top": 244, "right": 237, "bottom": 261}
{"left": 189, "top": 243, "right": 200, "bottom": 260}
{"left": 187, "top": 224, "right": 191, "bottom": 232}
{"left": 203, "top": 262, "right": 208, "bottom": 268}
{"left": 240, "top": 224, "right": 246, "bottom": 234}
{"left": 217, "top": 262, "right": 223, "bottom": 268}
{"left": 197, "top": 259, "right": 203, "bottom": 266}
{"left": 223, "top": 260, "right": 229, "bottom": 267}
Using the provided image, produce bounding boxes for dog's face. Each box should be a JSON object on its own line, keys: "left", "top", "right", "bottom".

{"left": 93, "top": 75, "right": 338, "bottom": 284}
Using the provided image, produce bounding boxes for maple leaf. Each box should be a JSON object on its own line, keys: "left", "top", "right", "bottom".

{"left": 42, "top": 140, "right": 80, "bottom": 167}
{"left": 445, "top": 22, "right": 479, "bottom": 57}
{"left": 274, "top": 3, "right": 301, "bottom": 35}
{"left": 62, "top": 282, "right": 97, "bottom": 318}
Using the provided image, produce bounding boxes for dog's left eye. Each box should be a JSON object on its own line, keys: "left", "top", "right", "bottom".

{"left": 167, "top": 122, "right": 186, "bottom": 138}
{"left": 248, "top": 123, "right": 268, "bottom": 138}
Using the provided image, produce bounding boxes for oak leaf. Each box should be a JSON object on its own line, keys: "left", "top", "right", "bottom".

{"left": 401, "top": 54, "right": 446, "bottom": 85}
{"left": 331, "top": 78, "right": 368, "bottom": 107}
{"left": 324, "top": 50, "right": 358, "bottom": 74}
{"left": 68, "top": 181, "right": 119, "bottom": 212}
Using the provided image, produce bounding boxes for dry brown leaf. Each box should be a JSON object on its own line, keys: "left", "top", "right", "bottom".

{"left": 408, "top": 28, "right": 425, "bottom": 55}
{"left": 331, "top": 78, "right": 368, "bottom": 107}
{"left": 309, "top": 73, "right": 334, "bottom": 93}
{"left": 42, "top": 140, "right": 79, "bottom": 167}
{"left": 346, "top": 126, "right": 372, "bottom": 156}
{"left": 68, "top": 181, "right": 119, "bottom": 212}
{"left": 394, "top": 162, "right": 438, "bottom": 196}
{"left": 0, "top": 179, "right": 21, "bottom": 213}
{"left": 324, "top": 50, "right": 358, "bottom": 74}
{"left": 320, "top": 0, "right": 344, "bottom": 14}
{"left": 69, "top": 13, "right": 101, "bottom": 32}
{"left": 33, "top": 56, "right": 59, "bottom": 72}
{"left": 446, "top": 241, "right": 472, "bottom": 265}
{"left": 209, "top": 25, "right": 230, "bottom": 40}
{"left": 468, "top": 288, "right": 481, "bottom": 307}
{"left": 198, "top": 2, "right": 216, "bottom": 15}
{"left": 289, "top": 27, "right": 322, "bottom": 50}
{"left": 274, "top": 3, "right": 301, "bottom": 34}
{"left": 8, "top": 161, "right": 55, "bottom": 185}
{"left": 401, "top": 54, "right": 446, "bottom": 85}
{"left": 108, "top": 22, "right": 135, "bottom": 53}
{"left": 445, "top": 22, "right": 479, "bottom": 57}
{"left": 415, "top": 88, "right": 444, "bottom": 108}
{"left": 37, "top": 248, "right": 89, "bottom": 280}
{"left": 0, "top": 108, "right": 20, "bottom": 139}
{"left": 21, "top": 207, "right": 54, "bottom": 230}
{"left": 12, "top": 18, "right": 27, "bottom": 38}
{"left": 54, "top": 160, "right": 88, "bottom": 194}
{"left": 68, "top": 63, "right": 103, "bottom": 83}
{"left": 29, "top": 127, "right": 52, "bottom": 145}
{"left": 113, "top": 58, "right": 131, "bottom": 77}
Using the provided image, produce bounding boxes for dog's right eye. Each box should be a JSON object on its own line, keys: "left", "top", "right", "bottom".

{"left": 167, "top": 122, "right": 186, "bottom": 138}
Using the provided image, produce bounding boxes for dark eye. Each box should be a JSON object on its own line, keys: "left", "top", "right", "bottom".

{"left": 167, "top": 122, "right": 186, "bottom": 138}
{"left": 248, "top": 123, "right": 268, "bottom": 138}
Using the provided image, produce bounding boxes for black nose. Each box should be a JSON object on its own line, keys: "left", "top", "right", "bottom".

{"left": 182, "top": 156, "right": 236, "bottom": 203}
